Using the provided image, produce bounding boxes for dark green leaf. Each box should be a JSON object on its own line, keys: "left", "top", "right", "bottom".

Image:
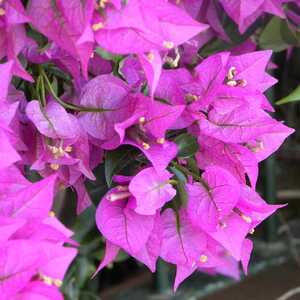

{"left": 104, "top": 146, "right": 136, "bottom": 186}
{"left": 187, "top": 157, "right": 200, "bottom": 176}
{"left": 259, "top": 17, "right": 299, "bottom": 51}
{"left": 169, "top": 166, "right": 187, "bottom": 207}
{"left": 174, "top": 133, "right": 199, "bottom": 158}
{"left": 276, "top": 85, "right": 300, "bottom": 104}
{"left": 95, "top": 47, "right": 123, "bottom": 63}
{"left": 72, "top": 206, "right": 97, "bottom": 243}
{"left": 200, "top": 38, "right": 231, "bottom": 57}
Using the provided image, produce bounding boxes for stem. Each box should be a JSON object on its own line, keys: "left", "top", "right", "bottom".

{"left": 41, "top": 68, "right": 112, "bottom": 113}
{"left": 39, "top": 75, "right": 47, "bottom": 107}
{"left": 171, "top": 161, "right": 210, "bottom": 191}
{"left": 168, "top": 179, "right": 178, "bottom": 185}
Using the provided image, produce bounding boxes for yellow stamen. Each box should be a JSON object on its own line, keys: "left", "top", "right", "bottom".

{"left": 241, "top": 214, "right": 252, "bottom": 224}
{"left": 252, "top": 141, "right": 264, "bottom": 153}
{"left": 65, "top": 146, "right": 72, "bottom": 153}
{"left": 50, "top": 163, "right": 60, "bottom": 171}
{"left": 237, "top": 79, "right": 247, "bottom": 87}
{"left": 139, "top": 116, "right": 146, "bottom": 124}
{"left": 39, "top": 274, "right": 53, "bottom": 286}
{"left": 0, "top": 8, "right": 5, "bottom": 16}
{"left": 227, "top": 66, "right": 237, "bottom": 80}
{"left": 142, "top": 142, "right": 150, "bottom": 150}
{"left": 156, "top": 138, "right": 165, "bottom": 144}
{"left": 49, "top": 211, "right": 56, "bottom": 218}
{"left": 39, "top": 274, "right": 62, "bottom": 287}
{"left": 98, "top": 0, "right": 108, "bottom": 8}
{"left": 165, "top": 47, "right": 180, "bottom": 68}
{"left": 53, "top": 279, "right": 63, "bottom": 287}
{"left": 199, "top": 255, "right": 208, "bottom": 263}
{"left": 107, "top": 192, "right": 131, "bottom": 202}
{"left": 226, "top": 80, "right": 237, "bottom": 87}
{"left": 234, "top": 208, "right": 253, "bottom": 224}
{"left": 185, "top": 94, "right": 199, "bottom": 103}
{"left": 116, "top": 185, "right": 129, "bottom": 192}
{"left": 163, "top": 41, "right": 174, "bottom": 49}
{"left": 147, "top": 52, "right": 155, "bottom": 62}
{"left": 92, "top": 22, "right": 104, "bottom": 31}
{"left": 57, "top": 147, "right": 64, "bottom": 156}
{"left": 49, "top": 146, "right": 59, "bottom": 155}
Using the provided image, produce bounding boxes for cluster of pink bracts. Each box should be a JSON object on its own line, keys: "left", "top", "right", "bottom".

{"left": 0, "top": 0, "right": 297, "bottom": 298}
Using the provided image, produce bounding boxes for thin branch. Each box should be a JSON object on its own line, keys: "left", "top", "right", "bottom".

{"left": 276, "top": 286, "right": 300, "bottom": 300}
{"left": 41, "top": 68, "right": 111, "bottom": 113}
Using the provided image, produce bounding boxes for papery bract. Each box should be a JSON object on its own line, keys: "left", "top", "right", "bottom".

{"left": 0, "top": 173, "right": 57, "bottom": 220}
{"left": 160, "top": 208, "right": 207, "bottom": 290}
{"left": 79, "top": 74, "right": 132, "bottom": 140}
{"left": 196, "top": 134, "right": 258, "bottom": 187}
{"left": 129, "top": 167, "right": 176, "bottom": 215}
{"left": 186, "top": 166, "right": 240, "bottom": 230}
{"left": 219, "top": 0, "right": 285, "bottom": 33}
{"left": 94, "top": 0, "right": 209, "bottom": 54}
{"left": 27, "top": 0, "right": 94, "bottom": 77}
{"left": 96, "top": 188, "right": 155, "bottom": 254}
{"left": 0, "top": 240, "right": 43, "bottom": 299}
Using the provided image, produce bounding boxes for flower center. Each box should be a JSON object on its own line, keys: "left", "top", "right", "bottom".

{"left": 126, "top": 116, "right": 166, "bottom": 150}
{"left": 224, "top": 66, "right": 247, "bottom": 87}
{"left": 48, "top": 143, "right": 72, "bottom": 159}
{"left": 185, "top": 93, "right": 199, "bottom": 104}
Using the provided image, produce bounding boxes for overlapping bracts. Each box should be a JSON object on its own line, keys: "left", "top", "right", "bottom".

{"left": 0, "top": 0, "right": 295, "bottom": 295}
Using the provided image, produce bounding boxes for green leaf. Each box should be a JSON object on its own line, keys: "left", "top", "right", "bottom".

{"left": 200, "top": 38, "right": 232, "bottom": 57}
{"left": 72, "top": 206, "right": 97, "bottom": 243}
{"left": 76, "top": 257, "right": 96, "bottom": 288}
{"left": 186, "top": 157, "right": 200, "bottom": 176}
{"left": 85, "top": 163, "right": 108, "bottom": 206}
{"left": 169, "top": 166, "right": 187, "bottom": 184}
{"left": 259, "top": 17, "right": 299, "bottom": 52}
{"left": 170, "top": 166, "right": 188, "bottom": 207}
{"left": 174, "top": 133, "right": 198, "bottom": 158}
{"left": 95, "top": 47, "right": 123, "bottom": 63}
{"left": 104, "top": 146, "right": 136, "bottom": 186}
{"left": 276, "top": 85, "right": 300, "bottom": 104}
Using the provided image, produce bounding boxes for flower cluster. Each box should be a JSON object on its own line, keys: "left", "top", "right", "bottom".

{"left": 94, "top": 50, "right": 294, "bottom": 289}
{"left": 0, "top": 0, "right": 296, "bottom": 295}
{"left": 0, "top": 165, "right": 77, "bottom": 299}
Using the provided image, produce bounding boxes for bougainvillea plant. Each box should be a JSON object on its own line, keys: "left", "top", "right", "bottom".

{"left": 0, "top": 0, "right": 298, "bottom": 298}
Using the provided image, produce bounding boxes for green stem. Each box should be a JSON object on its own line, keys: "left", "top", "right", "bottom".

{"left": 39, "top": 75, "right": 47, "bottom": 107}
{"left": 168, "top": 179, "right": 178, "bottom": 185}
{"left": 171, "top": 161, "right": 209, "bottom": 190}
{"left": 171, "top": 161, "right": 200, "bottom": 180}
{"left": 40, "top": 68, "right": 111, "bottom": 113}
